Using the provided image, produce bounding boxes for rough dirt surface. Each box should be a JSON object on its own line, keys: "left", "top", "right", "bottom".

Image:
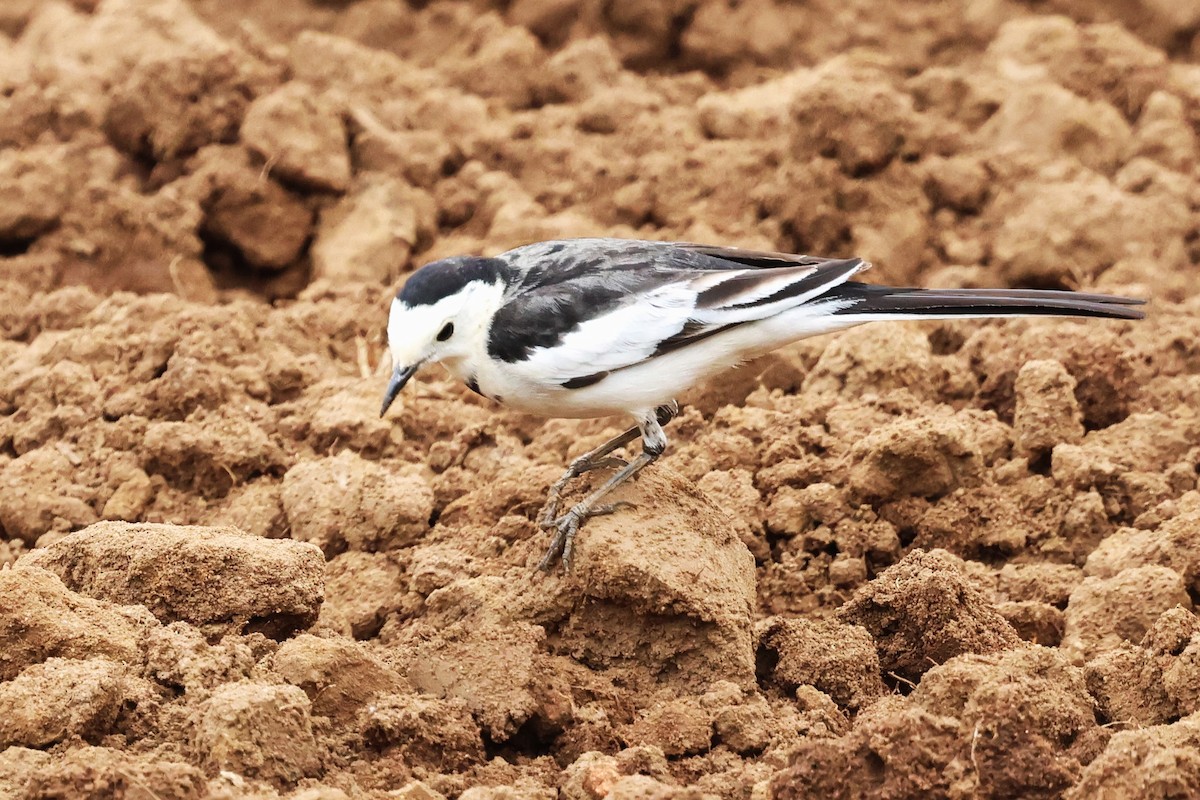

{"left": 2, "top": 0, "right": 1200, "bottom": 798}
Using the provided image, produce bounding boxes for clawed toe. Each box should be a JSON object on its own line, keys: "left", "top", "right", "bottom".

{"left": 536, "top": 499, "right": 638, "bottom": 571}
{"left": 588, "top": 500, "right": 636, "bottom": 517}
{"left": 537, "top": 511, "right": 580, "bottom": 572}
{"left": 534, "top": 415, "right": 667, "bottom": 572}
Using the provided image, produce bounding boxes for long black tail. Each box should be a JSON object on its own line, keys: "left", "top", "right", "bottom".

{"left": 829, "top": 283, "right": 1146, "bottom": 320}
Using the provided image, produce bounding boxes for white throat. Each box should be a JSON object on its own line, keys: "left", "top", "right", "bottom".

{"left": 439, "top": 280, "right": 506, "bottom": 379}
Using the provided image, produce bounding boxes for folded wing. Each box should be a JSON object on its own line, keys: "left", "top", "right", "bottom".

{"left": 488, "top": 240, "right": 869, "bottom": 387}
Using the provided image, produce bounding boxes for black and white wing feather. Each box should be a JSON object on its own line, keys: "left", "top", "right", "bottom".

{"left": 486, "top": 239, "right": 867, "bottom": 387}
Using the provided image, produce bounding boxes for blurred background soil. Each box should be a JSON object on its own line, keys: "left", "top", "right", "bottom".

{"left": 2, "top": 0, "right": 1200, "bottom": 797}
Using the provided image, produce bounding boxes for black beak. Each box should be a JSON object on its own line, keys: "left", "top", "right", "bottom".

{"left": 380, "top": 363, "right": 418, "bottom": 417}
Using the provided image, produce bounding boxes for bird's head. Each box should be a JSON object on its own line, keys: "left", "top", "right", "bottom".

{"left": 380, "top": 255, "right": 509, "bottom": 416}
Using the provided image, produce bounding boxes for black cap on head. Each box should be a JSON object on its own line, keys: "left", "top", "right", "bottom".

{"left": 398, "top": 256, "right": 511, "bottom": 307}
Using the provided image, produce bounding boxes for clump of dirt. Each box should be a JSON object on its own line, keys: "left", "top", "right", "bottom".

{"left": 2, "top": 0, "right": 1200, "bottom": 797}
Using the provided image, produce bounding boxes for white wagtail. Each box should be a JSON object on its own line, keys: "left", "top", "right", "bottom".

{"left": 379, "top": 238, "right": 1144, "bottom": 571}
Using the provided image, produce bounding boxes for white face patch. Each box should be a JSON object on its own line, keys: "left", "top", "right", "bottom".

{"left": 386, "top": 280, "right": 506, "bottom": 372}
{"left": 387, "top": 296, "right": 454, "bottom": 369}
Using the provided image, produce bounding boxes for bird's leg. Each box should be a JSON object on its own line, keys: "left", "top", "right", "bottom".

{"left": 537, "top": 401, "right": 679, "bottom": 530}
{"left": 538, "top": 408, "right": 672, "bottom": 572}
{"left": 538, "top": 426, "right": 640, "bottom": 529}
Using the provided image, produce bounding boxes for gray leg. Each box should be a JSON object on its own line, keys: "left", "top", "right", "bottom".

{"left": 537, "top": 401, "right": 679, "bottom": 530}
{"left": 537, "top": 407, "right": 672, "bottom": 572}
{"left": 537, "top": 426, "right": 640, "bottom": 530}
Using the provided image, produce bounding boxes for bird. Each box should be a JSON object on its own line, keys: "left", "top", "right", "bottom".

{"left": 379, "top": 237, "right": 1145, "bottom": 571}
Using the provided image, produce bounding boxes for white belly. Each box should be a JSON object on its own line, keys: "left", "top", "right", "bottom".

{"left": 457, "top": 311, "right": 866, "bottom": 420}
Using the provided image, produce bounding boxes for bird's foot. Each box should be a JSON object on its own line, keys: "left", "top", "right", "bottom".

{"left": 537, "top": 456, "right": 627, "bottom": 529}
{"left": 536, "top": 500, "right": 636, "bottom": 572}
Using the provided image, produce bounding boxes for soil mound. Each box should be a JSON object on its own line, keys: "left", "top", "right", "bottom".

{"left": 2, "top": 0, "right": 1199, "bottom": 797}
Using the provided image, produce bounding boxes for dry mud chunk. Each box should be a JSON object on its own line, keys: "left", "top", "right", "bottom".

{"left": 694, "top": 468, "right": 766, "bottom": 560}
{"left": 281, "top": 451, "right": 434, "bottom": 555}
{"left": 757, "top": 617, "right": 885, "bottom": 711}
{"left": 789, "top": 61, "right": 921, "bottom": 175}
{"left": 1085, "top": 504, "right": 1200, "bottom": 592}
{"left": 272, "top": 634, "right": 408, "bottom": 723}
{"left": 1131, "top": 90, "right": 1199, "bottom": 173}
{"left": 141, "top": 412, "right": 286, "bottom": 496}
{"left": 359, "top": 692, "right": 484, "bottom": 773}
{"left": 914, "top": 647, "right": 1097, "bottom": 798}
{"left": 561, "top": 752, "right": 623, "bottom": 800}
{"left": 997, "top": 600, "right": 1065, "bottom": 646}
{"left": 192, "top": 153, "right": 314, "bottom": 271}
{"left": 557, "top": 467, "right": 757, "bottom": 689}
{"left": 0, "top": 144, "right": 71, "bottom": 242}
{"left": 20, "top": 747, "right": 205, "bottom": 800}
{"left": 995, "top": 562, "right": 1083, "bottom": 607}
{"left": 0, "top": 748, "right": 51, "bottom": 799}
{"left": 801, "top": 324, "right": 938, "bottom": 398}
{"left": 294, "top": 378, "right": 406, "bottom": 456}
{"left": 913, "top": 482, "right": 1039, "bottom": 558}
{"left": 619, "top": 682, "right": 780, "bottom": 759}
{"left": 105, "top": 50, "right": 274, "bottom": 161}
{"left": 681, "top": 0, "right": 795, "bottom": 70}
{"left": 989, "top": 171, "right": 1189, "bottom": 287}
{"left": 241, "top": 82, "right": 350, "bottom": 193}
{"left": 402, "top": 618, "right": 554, "bottom": 742}
{"left": 44, "top": 0, "right": 256, "bottom": 89}
{"left": 0, "top": 446, "right": 99, "bottom": 544}
{"left": 194, "top": 681, "right": 321, "bottom": 785}
{"left": 769, "top": 695, "right": 963, "bottom": 799}
{"left": 50, "top": 182, "right": 214, "bottom": 298}
{"left": 837, "top": 549, "right": 1021, "bottom": 682}
{"left": 0, "top": 566, "right": 153, "bottom": 681}
{"left": 102, "top": 465, "right": 154, "bottom": 522}
{"left": 324, "top": 550, "right": 408, "bottom": 639}
{"left": 769, "top": 483, "right": 849, "bottom": 534}
{"left": 619, "top": 681, "right": 787, "bottom": 762}
{"left": 1039, "top": 1, "right": 1200, "bottom": 52}
{"left": 1163, "top": 638, "right": 1200, "bottom": 716}
{"left": 921, "top": 154, "right": 989, "bottom": 213}
{"left": 1068, "top": 715, "right": 1200, "bottom": 799}
{"left": 0, "top": 657, "right": 126, "bottom": 747}
{"left": 543, "top": 37, "right": 624, "bottom": 103}
{"left": 144, "top": 622, "right": 259, "bottom": 694}
{"left": 1142, "top": 605, "right": 1200, "bottom": 656}
{"left": 23, "top": 522, "right": 324, "bottom": 635}
{"left": 1013, "top": 359, "right": 1083, "bottom": 455}
{"left": 215, "top": 480, "right": 288, "bottom": 539}
{"left": 966, "top": 322, "right": 1140, "bottom": 432}
{"left": 979, "top": 82, "right": 1132, "bottom": 174}
{"left": 311, "top": 175, "right": 433, "bottom": 284}
{"left": 773, "top": 647, "right": 1095, "bottom": 798}
{"left": 698, "top": 71, "right": 815, "bottom": 141}
{"left": 1051, "top": 411, "right": 1195, "bottom": 491}
{"left": 847, "top": 410, "right": 990, "bottom": 500}
{"left": 984, "top": 17, "right": 1170, "bottom": 118}
{"left": 441, "top": 13, "right": 547, "bottom": 108}
{"left": 1085, "top": 646, "right": 1175, "bottom": 726}
{"left": 1061, "top": 565, "right": 1192, "bottom": 662}
{"left": 624, "top": 697, "right": 716, "bottom": 758}
{"left": 351, "top": 120, "right": 460, "bottom": 189}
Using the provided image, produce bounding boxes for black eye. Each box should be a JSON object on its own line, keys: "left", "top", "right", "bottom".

{"left": 437, "top": 322, "right": 454, "bottom": 341}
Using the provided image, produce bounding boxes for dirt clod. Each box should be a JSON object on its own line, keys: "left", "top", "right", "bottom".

{"left": 22, "top": 522, "right": 325, "bottom": 635}
{"left": 838, "top": 549, "right": 1023, "bottom": 682}
{"left": 0, "top": 0, "right": 1194, "bottom": 795}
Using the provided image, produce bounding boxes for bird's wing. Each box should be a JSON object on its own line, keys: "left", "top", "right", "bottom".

{"left": 487, "top": 241, "right": 868, "bottom": 387}
{"left": 672, "top": 241, "right": 857, "bottom": 270}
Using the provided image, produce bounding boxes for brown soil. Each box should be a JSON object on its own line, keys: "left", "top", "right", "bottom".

{"left": 2, "top": 0, "right": 1200, "bottom": 798}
